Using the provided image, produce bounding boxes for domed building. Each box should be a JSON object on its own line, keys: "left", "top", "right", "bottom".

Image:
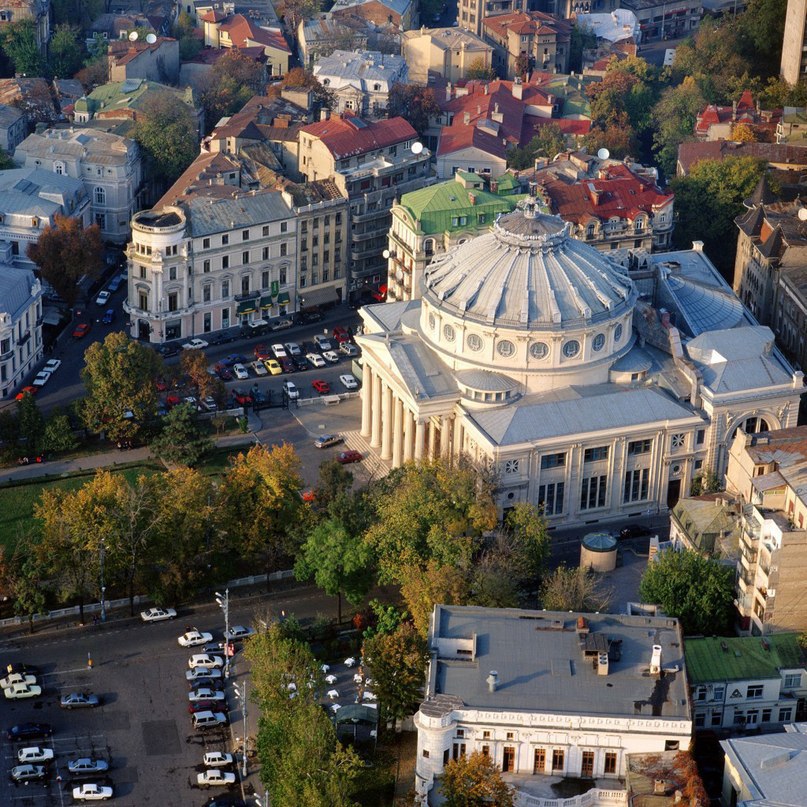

{"left": 356, "top": 199, "right": 804, "bottom": 526}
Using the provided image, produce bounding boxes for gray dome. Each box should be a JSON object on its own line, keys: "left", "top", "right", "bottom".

{"left": 423, "top": 206, "right": 635, "bottom": 330}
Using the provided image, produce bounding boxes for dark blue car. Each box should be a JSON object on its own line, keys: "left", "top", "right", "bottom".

{"left": 102, "top": 308, "right": 115, "bottom": 324}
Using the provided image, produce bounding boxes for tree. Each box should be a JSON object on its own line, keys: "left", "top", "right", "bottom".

{"left": 569, "top": 23, "right": 597, "bottom": 74}
{"left": 42, "top": 409, "right": 79, "bottom": 453}
{"left": 51, "top": 0, "right": 104, "bottom": 28}
{"left": 363, "top": 622, "right": 429, "bottom": 725}
{"left": 0, "top": 20, "right": 46, "bottom": 77}
{"left": 0, "top": 538, "right": 47, "bottom": 633}
{"left": 400, "top": 560, "right": 470, "bottom": 637}
{"left": 503, "top": 502, "right": 551, "bottom": 583}
{"left": 734, "top": 0, "right": 786, "bottom": 79}
{"left": 690, "top": 468, "right": 721, "bottom": 496}
{"left": 507, "top": 123, "right": 566, "bottom": 169}
{"left": 180, "top": 348, "right": 223, "bottom": 401}
{"left": 274, "top": 0, "right": 321, "bottom": 34}
{"left": 465, "top": 58, "right": 496, "bottom": 81}
{"left": 731, "top": 122, "right": 759, "bottom": 142}
{"left": 81, "top": 331, "right": 162, "bottom": 442}
{"left": 540, "top": 564, "right": 613, "bottom": 612}
{"left": 27, "top": 215, "right": 103, "bottom": 307}
{"left": 314, "top": 458, "right": 354, "bottom": 510}
{"left": 514, "top": 54, "right": 530, "bottom": 77}
{"left": 49, "top": 24, "right": 85, "bottom": 79}
{"left": 16, "top": 392, "right": 44, "bottom": 454}
{"left": 440, "top": 752, "right": 514, "bottom": 807}
{"left": 278, "top": 67, "right": 334, "bottom": 110}
{"left": 173, "top": 11, "right": 202, "bottom": 61}
{"left": 0, "top": 147, "right": 14, "bottom": 169}
{"left": 134, "top": 92, "right": 198, "bottom": 185}
{"left": 387, "top": 84, "right": 440, "bottom": 139}
{"left": 294, "top": 518, "right": 374, "bottom": 622}
{"left": 150, "top": 402, "right": 212, "bottom": 467}
{"left": 639, "top": 549, "right": 736, "bottom": 635}
{"left": 199, "top": 50, "right": 265, "bottom": 132}
{"left": 651, "top": 79, "right": 707, "bottom": 181}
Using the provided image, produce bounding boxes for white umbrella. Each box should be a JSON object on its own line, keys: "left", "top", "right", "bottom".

{"left": 327, "top": 689, "right": 339, "bottom": 699}
{"left": 344, "top": 657, "right": 356, "bottom": 667}
{"left": 330, "top": 703, "right": 341, "bottom": 713}
{"left": 321, "top": 664, "right": 330, "bottom": 673}
{"left": 325, "top": 674, "right": 337, "bottom": 684}
{"left": 362, "top": 691, "right": 376, "bottom": 701}
{"left": 353, "top": 673, "right": 363, "bottom": 684}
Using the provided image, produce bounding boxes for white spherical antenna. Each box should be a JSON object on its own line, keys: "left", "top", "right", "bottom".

{"left": 146, "top": 33, "right": 157, "bottom": 44}
{"left": 798, "top": 208, "right": 807, "bottom": 222}
{"left": 128, "top": 31, "right": 139, "bottom": 41}
{"left": 382, "top": 249, "right": 391, "bottom": 259}
{"left": 597, "top": 147, "right": 610, "bottom": 160}
{"left": 411, "top": 141, "right": 424, "bottom": 155}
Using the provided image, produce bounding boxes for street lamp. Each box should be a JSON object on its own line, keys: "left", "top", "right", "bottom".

{"left": 99, "top": 539, "right": 107, "bottom": 623}
{"left": 234, "top": 680, "right": 248, "bottom": 779}
{"left": 215, "top": 589, "right": 230, "bottom": 678}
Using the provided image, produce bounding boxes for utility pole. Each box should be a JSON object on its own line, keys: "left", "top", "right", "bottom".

{"left": 215, "top": 588, "right": 230, "bottom": 677}
{"left": 99, "top": 539, "right": 106, "bottom": 623}
{"left": 235, "top": 680, "right": 248, "bottom": 779}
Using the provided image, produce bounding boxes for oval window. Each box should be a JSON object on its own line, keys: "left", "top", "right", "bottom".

{"left": 443, "top": 324, "right": 455, "bottom": 342}
{"left": 530, "top": 341, "right": 549, "bottom": 360}
{"left": 592, "top": 333, "right": 606, "bottom": 352}
{"left": 497, "top": 340, "right": 515, "bottom": 357}
{"left": 563, "top": 340, "right": 580, "bottom": 358}
{"left": 614, "top": 324, "right": 623, "bottom": 343}
{"left": 467, "top": 333, "right": 482, "bottom": 352}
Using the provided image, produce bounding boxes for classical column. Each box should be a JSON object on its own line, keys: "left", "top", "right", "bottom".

{"left": 440, "top": 415, "right": 451, "bottom": 458}
{"left": 370, "top": 372, "right": 382, "bottom": 448}
{"left": 403, "top": 409, "right": 414, "bottom": 463}
{"left": 414, "top": 419, "right": 426, "bottom": 462}
{"left": 427, "top": 418, "right": 438, "bottom": 459}
{"left": 392, "top": 397, "right": 404, "bottom": 467}
{"left": 360, "top": 366, "right": 373, "bottom": 437}
{"left": 381, "top": 385, "right": 393, "bottom": 461}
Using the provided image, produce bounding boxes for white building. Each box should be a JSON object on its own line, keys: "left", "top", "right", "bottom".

{"left": 124, "top": 190, "right": 297, "bottom": 343}
{"left": 0, "top": 104, "right": 26, "bottom": 156}
{"left": 0, "top": 168, "right": 91, "bottom": 269}
{"left": 15, "top": 128, "right": 142, "bottom": 243}
{"left": 573, "top": 10, "right": 641, "bottom": 45}
{"left": 313, "top": 50, "right": 407, "bottom": 119}
{"left": 0, "top": 264, "right": 44, "bottom": 400}
{"left": 355, "top": 202, "right": 804, "bottom": 528}
{"left": 415, "top": 604, "right": 692, "bottom": 803}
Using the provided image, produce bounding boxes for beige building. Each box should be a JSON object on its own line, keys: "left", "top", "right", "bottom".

{"left": 781, "top": 0, "right": 807, "bottom": 85}
{"left": 402, "top": 27, "right": 493, "bottom": 85}
{"left": 108, "top": 37, "right": 181, "bottom": 85}
{"left": 0, "top": 0, "right": 50, "bottom": 50}
{"left": 458, "top": 0, "right": 522, "bottom": 38}
{"left": 201, "top": 12, "right": 291, "bottom": 77}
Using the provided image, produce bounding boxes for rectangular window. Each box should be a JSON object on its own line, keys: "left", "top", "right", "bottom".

{"left": 694, "top": 686, "right": 706, "bottom": 701}
{"left": 263, "top": 225, "right": 270, "bottom": 236}
{"left": 222, "top": 308, "right": 230, "bottom": 329}
{"left": 167, "top": 292, "right": 178, "bottom": 312}
{"left": 746, "top": 685, "right": 763, "bottom": 699}
{"left": 281, "top": 221, "right": 288, "bottom": 233}
{"left": 203, "top": 285, "right": 211, "bottom": 303}
{"left": 624, "top": 469, "right": 650, "bottom": 503}
{"left": 242, "top": 229, "right": 250, "bottom": 241}
{"left": 481, "top": 745, "right": 489, "bottom": 757}
{"left": 710, "top": 711, "right": 722, "bottom": 726}
{"left": 241, "top": 276, "right": 250, "bottom": 294}
{"left": 139, "top": 266, "right": 146, "bottom": 279}
{"left": 584, "top": 446, "right": 609, "bottom": 462}
{"left": 784, "top": 673, "right": 801, "bottom": 689}
{"left": 696, "top": 429, "right": 705, "bottom": 445}
{"left": 221, "top": 234, "right": 229, "bottom": 246}
{"left": 580, "top": 475, "right": 607, "bottom": 510}
{"left": 541, "top": 452, "right": 566, "bottom": 469}
{"left": 222, "top": 256, "right": 229, "bottom": 269}
{"left": 203, "top": 259, "right": 210, "bottom": 273}
{"left": 581, "top": 751, "right": 594, "bottom": 778}
{"left": 538, "top": 482, "right": 564, "bottom": 516}
{"left": 169, "top": 266, "right": 177, "bottom": 281}
{"left": 551, "top": 749, "right": 564, "bottom": 772}
{"left": 203, "top": 312, "right": 211, "bottom": 333}
{"left": 762, "top": 708, "right": 772, "bottom": 722}
{"left": 713, "top": 685, "right": 725, "bottom": 701}
{"left": 279, "top": 269, "right": 287, "bottom": 285}
{"left": 695, "top": 713, "right": 705, "bottom": 727}
{"left": 138, "top": 292, "right": 148, "bottom": 310}
{"left": 422, "top": 749, "right": 429, "bottom": 758}
{"left": 222, "top": 280, "right": 229, "bottom": 298}
{"left": 628, "top": 439, "right": 652, "bottom": 455}
{"left": 604, "top": 752, "right": 617, "bottom": 774}
{"left": 502, "top": 747, "right": 515, "bottom": 773}
{"left": 262, "top": 271, "right": 269, "bottom": 289}
{"left": 280, "top": 243, "right": 287, "bottom": 257}
{"left": 533, "top": 748, "right": 545, "bottom": 774}
{"left": 242, "top": 251, "right": 249, "bottom": 265}
{"left": 203, "top": 238, "right": 210, "bottom": 249}
{"left": 779, "top": 707, "right": 793, "bottom": 722}
{"left": 262, "top": 247, "right": 269, "bottom": 261}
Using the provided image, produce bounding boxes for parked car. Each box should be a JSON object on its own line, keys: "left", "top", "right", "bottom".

{"left": 197, "top": 769, "right": 237, "bottom": 789}
{"left": 337, "top": 450, "right": 363, "bottom": 464}
{"left": 282, "top": 381, "right": 299, "bottom": 400}
{"left": 339, "top": 374, "right": 359, "bottom": 390}
{"left": 232, "top": 363, "right": 249, "bottom": 381}
{"left": 314, "top": 434, "right": 343, "bottom": 449}
{"left": 0, "top": 672, "right": 37, "bottom": 689}
{"left": 192, "top": 711, "right": 228, "bottom": 731}
{"left": 279, "top": 357, "right": 296, "bottom": 373}
{"left": 269, "top": 318, "right": 293, "bottom": 331}
{"left": 332, "top": 326, "right": 350, "bottom": 343}
{"left": 9, "top": 764, "right": 47, "bottom": 784}
{"left": 43, "top": 359, "right": 61, "bottom": 374}
{"left": 178, "top": 629, "right": 214, "bottom": 648}
{"left": 297, "top": 310, "right": 323, "bottom": 324}
{"left": 188, "top": 688, "right": 225, "bottom": 703}
{"left": 15, "top": 385, "right": 38, "bottom": 401}
{"left": 312, "top": 379, "right": 330, "bottom": 395}
{"left": 189, "top": 700, "right": 225, "bottom": 714}
{"left": 322, "top": 350, "right": 340, "bottom": 363}
{"left": 60, "top": 692, "right": 100, "bottom": 709}
{"left": 188, "top": 654, "right": 225, "bottom": 670}
{"left": 156, "top": 343, "right": 179, "bottom": 357}
{"left": 221, "top": 354, "right": 246, "bottom": 367}
{"left": 101, "top": 308, "right": 115, "bottom": 324}
{"left": 264, "top": 359, "right": 282, "bottom": 376}
{"left": 95, "top": 290, "right": 111, "bottom": 306}
{"left": 17, "top": 747, "right": 54, "bottom": 764}
{"left": 314, "top": 335, "right": 332, "bottom": 351}
{"left": 216, "top": 364, "right": 233, "bottom": 381}
{"left": 68, "top": 758, "right": 109, "bottom": 777}
{"left": 232, "top": 390, "right": 253, "bottom": 406}
{"left": 186, "top": 666, "right": 223, "bottom": 682}
{"left": 140, "top": 607, "right": 177, "bottom": 623}
{"left": 182, "top": 338, "right": 209, "bottom": 351}
{"left": 106, "top": 276, "right": 122, "bottom": 293}
{"left": 305, "top": 353, "right": 326, "bottom": 368}
{"left": 203, "top": 752, "right": 234, "bottom": 768}
{"left": 619, "top": 524, "right": 653, "bottom": 540}
{"left": 32, "top": 370, "right": 51, "bottom": 387}
{"left": 72, "top": 783, "right": 113, "bottom": 801}
{"left": 292, "top": 355, "right": 309, "bottom": 372}
{"left": 6, "top": 723, "right": 52, "bottom": 742}
{"left": 224, "top": 625, "right": 255, "bottom": 641}
{"left": 253, "top": 344, "right": 270, "bottom": 360}
{"left": 202, "top": 396, "right": 218, "bottom": 412}
{"left": 72, "top": 323, "right": 91, "bottom": 338}
{"left": 202, "top": 641, "right": 225, "bottom": 654}
{"left": 187, "top": 676, "right": 224, "bottom": 691}
{"left": 251, "top": 360, "right": 268, "bottom": 376}
{"left": 271, "top": 344, "right": 287, "bottom": 358}
{"left": 339, "top": 342, "right": 359, "bottom": 357}
{"left": 4, "top": 683, "right": 42, "bottom": 700}
{"left": 284, "top": 342, "right": 301, "bottom": 356}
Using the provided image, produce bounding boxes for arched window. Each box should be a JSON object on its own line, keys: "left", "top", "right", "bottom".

{"left": 424, "top": 238, "right": 434, "bottom": 256}
{"left": 54, "top": 161, "right": 65, "bottom": 175}
{"left": 94, "top": 186, "right": 106, "bottom": 205}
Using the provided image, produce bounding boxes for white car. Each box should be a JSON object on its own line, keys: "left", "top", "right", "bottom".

{"left": 251, "top": 360, "right": 268, "bottom": 376}
{"left": 306, "top": 352, "right": 326, "bottom": 368}
{"left": 271, "top": 344, "right": 287, "bottom": 358}
{"left": 95, "top": 290, "right": 111, "bottom": 306}
{"left": 284, "top": 342, "right": 301, "bottom": 356}
{"left": 32, "top": 370, "right": 51, "bottom": 387}
{"left": 43, "top": 359, "right": 62, "bottom": 373}
{"left": 186, "top": 666, "right": 223, "bottom": 682}
{"left": 203, "top": 751, "right": 234, "bottom": 768}
{"left": 197, "top": 769, "right": 236, "bottom": 788}
{"left": 73, "top": 783, "right": 113, "bottom": 801}
{"left": 178, "top": 629, "right": 213, "bottom": 648}
{"left": 339, "top": 374, "right": 359, "bottom": 390}
{"left": 225, "top": 625, "right": 256, "bottom": 641}
{"left": 4, "top": 682, "right": 42, "bottom": 699}
{"left": 322, "top": 350, "right": 340, "bottom": 363}
{"left": 0, "top": 672, "right": 36, "bottom": 689}
{"left": 68, "top": 758, "right": 109, "bottom": 775}
{"left": 282, "top": 381, "right": 299, "bottom": 400}
{"left": 188, "top": 687, "right": 225, "bottom": 703}
{"left": 232, "top": 363, "right": 249, "bottom": 380}
{"left": 182, "top": 338, "right": 209, "bottom": 351}
{"left": 314, "top": 335, "right": 332, "bottom": 351}
{"left": 140, "top": 607, "right": 177, "bottom": 622}
{"left": 188, "top": 654, "right": 224, "bottom": 670}
{"left": 17, "top": 746, "right": 54, "bottom": 764}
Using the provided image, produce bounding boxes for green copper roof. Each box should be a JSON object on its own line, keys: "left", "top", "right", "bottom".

{"left": 75, "top": 79, "right": 196, "bottom": 116}
{"left": 685, "top": 633, "right": 806, "bottom": 684}
{"left": 398, "top": 177, "right": 522, "bottom": 235}
{"left": 495, "top": 173, "right": 520, "bottom": 191}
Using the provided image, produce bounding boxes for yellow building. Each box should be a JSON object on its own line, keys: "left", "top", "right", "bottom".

{"left": 401, "top": 27, "right": 493, "bottom": 85}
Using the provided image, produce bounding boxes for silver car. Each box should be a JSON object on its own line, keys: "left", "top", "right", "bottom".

{"left": 60, "top": 692, "right": 100, "bottom": 709}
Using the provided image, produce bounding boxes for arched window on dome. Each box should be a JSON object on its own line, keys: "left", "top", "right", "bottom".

{"left": 731, "top": 416, "right": 770, "bottom": 441}
{"left": 424, "top": 238, "right": 434, "bottom": 256}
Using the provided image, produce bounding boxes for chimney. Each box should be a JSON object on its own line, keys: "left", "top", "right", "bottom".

{"left": 469, "top": 192, "right": 477, "bottom": 205}
{"left": 446, "top": 82, "right": 452, "bottom": 102}
{"left": 463, "top": 111, "right": 471, "bottom": 125}
{"left": 486, "top": 671, "right": 499, "bottom": 692}
{"left": 732, "top": 100, "right": 738, "bottom": 120}
{"left": 512, "top": 76, "right": 523, "bottom": 100}
{"left": 320, "top": 108, "right": 330, "bottom": 121}
{"left": 654, "top": 780, "right": 667, "bottom": 796}
{"left": 650, "top": 644, "right": 662, "bottom": 675}
{"left": 692, "top": 240, "right": 704, "bottom": 251}
{"left": 484, "top": 83, "right": 489, "bottom": 94}
{"left": 597, "top": 653, "right": 609, "bottom": 676}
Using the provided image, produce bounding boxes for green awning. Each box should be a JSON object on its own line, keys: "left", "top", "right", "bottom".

{"left": 276, "top": 291, "right": 290, "bottom": 304}
{"left": 236, "top": 300, "right": 256, "bottom": 315}
{"left": 259, "top": 295, "right": 273, "bottom": 309}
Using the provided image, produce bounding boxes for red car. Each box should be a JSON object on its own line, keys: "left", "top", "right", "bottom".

{"left": 15, "top": 385, "right": 38, "bottom": 401}
{"left": 332, "top": 326, "right": 351, "bottom": 344}
{"left": 301, "top": 489, "right": 316, "bottom": 503}
{"left": 312, "top": 379, "right": 330, "bottom": 395}
{"left": 279, "top": 357, "right": 295, "bottom": 373}
{"left": 253, "top": 343, "right": 270, "bottom": 360}
{"left": 337, "top": 450, "right": 363, "bottom": 464}
{"left": 232, "top": 390, "right": 253, "bottom": 406}
{"left": 155, "top": 378, "right": 168, "bottom": 392}
{"left": 72, "top": 323, "right": 91, "bottom": 338}
{"left": 214, "top": 363, "right": 233, "bottom": 381}
{"left": 165, "top": 393, "right": 181, "bottom": 407}
{"left": 188, "top": 700, "right": 225, "bottom": 715}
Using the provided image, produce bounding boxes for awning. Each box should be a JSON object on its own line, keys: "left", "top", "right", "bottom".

{"left": 276, "top": 291, "right": 290, "bottom": 304}
{"left": 259, "top": 294, "right": 273, "bottom": 309}
{"left": 236, "top": 300, "right": 256, "bottom": 315}
{"left": 300, "top": 286, "right": 339, "bottom": 309}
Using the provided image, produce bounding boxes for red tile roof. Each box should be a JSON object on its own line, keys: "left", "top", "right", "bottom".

{"left": 677, "top": 141, "right": 807, "bottom": 175}
{"left": 219, "top": 14, "right": 291, "bottom": 53}
{"left": 694, "top": 90, "right": 781, "bottom": 137}
{"left": 300, "top": 114, "right": 416, "bottom": 159}
{"left": 483, "top": 10, "right": 571, "bottom": 39}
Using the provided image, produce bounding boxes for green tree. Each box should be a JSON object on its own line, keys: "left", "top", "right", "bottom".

{"left": 134, "top": 92, "right": 198, "bottom": 185}
{"left": 734, "top": 0, "right": 786, "bottom": 79}
{"left": 51, "top": 0, "right": 104, "bottom": 27}
{"left": 42, "top": 409, "right": 79, "bottom": 453}
{"left": 387, "top": 83, "right": 440, "bottom": 139}
{"left": 441, "top": 752, "right": 515, "bottom": 807}
{"left": 49, "top": 24, "right": 85, "bottom": 78}
{"left": 569, "top": 22, "right": 597, "bottom": 74}
{"left": 199, "top": 50, "right": 264, "bottom": 132}
{"left": 503, "top": 502, "right": 551, "bottom": 583}
{"left": 465, "top": 57, "right": 496, "bottom": 81}
{"left": 651, "top": 79, "right": 707, "bottom": 181}
{"left": 0, "top": 20, "right": 46, "bottom": 76}
{"left": 0, "top": 147, "right": 14, "bottom": 169}
{"left": 274, "top": 0, "right": 321, "bottom": 33}
{"left": 16, "top": 392, "right": 44, "bottom": 454}
{"left": 314, "top": 458, "right": 354, "bottom": 510}
{"left": 81, "top": 331, "right": 162, "bottom": 442}
{"left": 363, "top": 622, "right": 429, "bottom": 726}
{"left": 507, "top": 123, "right": 566, "bottom": 169}
{"left": 173, "top": 11, "right": 202, "bottom": 61}
{"left": 150, "top": 402, "right": 212, "bottom": 467}
{"left": 639, "top": 549, "right": 736, "bottom": 635}
{"left": 0, "top": 538, "right": 47, "bottom": 633}
{"left": 399, "top": 560, "right": 470, "bottom": 637}
{"left": 27, "top": 214, "right": 104, "bottom": 307}
{"left": 540, "top": 564, "right": 613, "bottom": 612}
{"left": 294, "top": 518, "right": 374, "bottom": 622}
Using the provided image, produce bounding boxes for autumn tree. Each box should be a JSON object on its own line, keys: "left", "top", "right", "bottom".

{"left": 150, "top": 402, "right": 212, "bottom": 467}
{"left": 277, "top": 66, "right": 334, "bottom": 110}
{"left": 0, "top": 20, "right": 46, "bottom": 76}
{"left": 465, "top": 58, "right": 496, "bottom": 81}
{"left": 199, "top": 50, "right": 265, "bottom": 131}
{"left": 651, "top": 79, "right": 707, "bottom": 181}
{"left": 27, "top": 215, "right": 103, "bottom": 307}
{"left": 441, "top": 752, "right": 514, "bottom": 807}
{"left": 134, "top": 92, "right": 198, "bottom": 185}
{"left": 387, "top": 83, "right": 440, "bottom": 139}
{"left": 180, "top": 348, "right": 224, "bottom": 401}
{"left": 400, "top": 560, "right": 470, "bottom": 637}
{"left": 17, "top": 392, "right": 44, "bottom": 454}
{"left": 49, "top": 24, "right": 85, "bottom": 79}
{"left": 81, "top": 331, "right": 162, "bottom": 442}
{"left": 540, "top": 564, "right": 613, "bottom": 613}
{"left": 274, "top": 0, "right": 321, "bottom": 33}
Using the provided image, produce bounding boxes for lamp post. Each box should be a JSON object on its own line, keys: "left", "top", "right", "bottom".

{"left": 235, "top": 680, "right": 248, "bottom": 779}
{"left": 99, "top": 539, "right": 107, "bottom": 623}
{"left": 215, "top": 588, "right": 230, "bottom": 678}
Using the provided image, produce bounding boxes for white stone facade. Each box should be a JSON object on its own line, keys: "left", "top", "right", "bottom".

{"left": 0, "top": 264, "right": 44, "bottom": 399}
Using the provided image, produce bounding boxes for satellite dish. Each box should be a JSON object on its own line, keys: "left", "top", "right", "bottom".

{"left": 798, "top": 208, "right": 807, "bottom": 221}
{"left": 382, "top": 249, "right": 390, "bottom": 259}
{"left": 597, "top": 147, "right": 610, "bottom": 160}
{"left": 128, "top": 31, "right": 138, "bottom": 41}
{"left": 146, "top": 33, "right": 157, "bottom": 44}
{"left": 411, "top": 141, "right": 424, "bottom": 155}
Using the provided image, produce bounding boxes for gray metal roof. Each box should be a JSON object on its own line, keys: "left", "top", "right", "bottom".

{"left": 0, "top": 103, "right": 24, "bottom": 127}
{"left": 184, "top": 190, "right": 293, "bottom": 237}
{"left": 17, "top": 128, "right": 135, "bottom": 165}
{"left": 0, "top": 264, "right": 38, "bottom": 320}
{"left": 313, "top": 50, "right": 407, "bottom": 91}
{"left": 427, "top": 605, "right": 690, "bottom": 720}
{"left": 423, "top": 208, "right": 635, "bottom": 330}
{"left": 0, "top": 168, "right": 86, "bottom": 216}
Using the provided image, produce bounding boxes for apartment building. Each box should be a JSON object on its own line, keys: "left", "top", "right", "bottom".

{"left": 297, "top": 113, "right": 432, "bottom": 300}
{"left": 402, "top": 27, "right": 494, "bottom": 85}
{"left": 0, "top": 264, "right": 43, "bottom": 400}
{"left": 780, "top": 0, "right": 807, "bottom": 85}
{"left": 0, "top": 104, "right": 26, "bottom": 156}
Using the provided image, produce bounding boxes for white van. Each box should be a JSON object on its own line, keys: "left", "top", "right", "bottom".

{"left": 192, "top": 711, "right": 228, "bottom": 731}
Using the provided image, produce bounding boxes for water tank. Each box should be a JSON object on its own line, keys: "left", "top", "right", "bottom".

{"left": 580, "top": 532, "right": 617, "bottom": 572}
